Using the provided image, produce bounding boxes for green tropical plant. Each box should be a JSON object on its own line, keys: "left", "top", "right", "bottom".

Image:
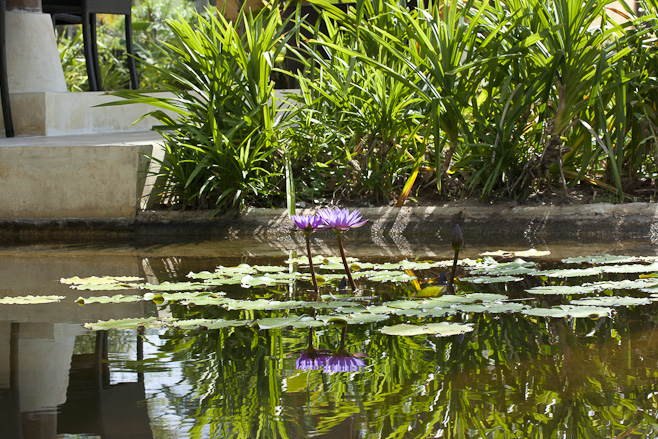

{"left": 106, "top": 7, "right": 297, "bottom": 212}
{"left": 283, "top": 0, "right": 423, "bottom": 204}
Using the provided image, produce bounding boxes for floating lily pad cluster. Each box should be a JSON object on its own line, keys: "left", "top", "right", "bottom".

{"left": 38, "top": 252, "right": 658, "bottom": 336}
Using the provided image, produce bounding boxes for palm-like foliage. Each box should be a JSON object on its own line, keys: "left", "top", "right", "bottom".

{"left": 108, "top": 7, "right": 295, "bottom": 211}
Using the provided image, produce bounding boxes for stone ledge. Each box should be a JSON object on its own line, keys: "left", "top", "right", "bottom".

{"left": 0, "top": 203, "right": 654, "bottom": 244}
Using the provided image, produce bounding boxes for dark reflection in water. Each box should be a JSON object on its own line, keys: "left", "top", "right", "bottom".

{"left": 0, "top": 237, "right": 658, "bottom": 438}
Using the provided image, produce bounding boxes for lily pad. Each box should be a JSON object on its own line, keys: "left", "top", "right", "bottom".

{"left": 588, "top": 279, "right": 658, "bottom": 291}
{"left": 216, "top": 264, "right": 257, "bottom": 274}
{"left": 453, "top": 302, "right": 528, "bottom": 314}
{"left": 256, "top": 316, "right": 305, "bottom": 329}
{"left": 173, "top": 319, "right": 250, "bottom": 329}
{"left": 0, "top": 295, "right": 66, "bottom": 305}
{"left": 379, "top": 322, "right": 474, "bottom": 337}
{"left": 142, "top": 282, "right": 209, "bottom": 292}
{"left": 480, "top": 249, "right": 551, "bottom": 258}
{"left": 253, "top": 265, "right": 289, "bottom": 273}
{"left": 76, "top": 294, "right": 144, "bottom": 305}
{"left": 569, "top": 296, "right": 653, "bottom": 307}
{"left": 339, "top": 312, "right": 390, "bottom": 324}
{"left": 522, "top": 305, "right": 613, "bottom": 319}
{"left": 533, "top": 267, "right": 605, "bottom": 278}
{"left": 400, "top": 307, "right": 455, "bottom": 317}
{"left": 526, "top": 285, "right": 599, "bottom": 295}
{"left": 461, "top": 275, "right": 523, "bottom": 284}
{"left": 464, "top": 293, "right": 509, "bottom": 302}
{"left": 240, "top": 275, "right": 277, "bottom": 287}
{"left": 83, "top": 317, "right": 166, "bottom": 331}
{"left": 601, "top": 262, "right": 658, "bottom": 274}
{"left": 416, "top": 286, "right": 447, "bottom": 297}
{"left": 61, "top": 276, "right": 143, "bottom": 285}
{"left": 561, "top": 255, "right": 648, "bottom": 265}
{"left": 223, "top": 299, "right": 307, "bottom": 311}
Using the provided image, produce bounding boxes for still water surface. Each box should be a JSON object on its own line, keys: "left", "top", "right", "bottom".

{"left": 1, "top": 234, "right": 658, "bottom": 439}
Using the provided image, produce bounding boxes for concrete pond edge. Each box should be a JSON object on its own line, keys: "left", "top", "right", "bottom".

{"left": 0, "top": 202, "right": 656, "bottom": 243}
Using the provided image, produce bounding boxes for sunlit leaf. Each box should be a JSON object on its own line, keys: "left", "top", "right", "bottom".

{"left": 416, "top": 286, "right": 446, "bottom": 297}
{"left": 142, "top": 281, "right": 210, "bottom": 291}
{"left": 253, "top": 265, "right": 289, "bottom": 273}
{"left": 71, "top": 283, "right": 141, "bottom": 291}
{"left": 452, "top": 302, "right": 528, "bottom": 314}
{"left": 83, "top": 317, "right": 167, "bottom": 330}
{"left": 61, "top": 276, "right": 143, "bottom": 285}
{"left": 178, "top": 295, "right": 232, "bottom": 306}
{"left": 187, "top": 271, "right": 229, "bottom": 280}
{"left": 521, "top": 305, "right": 613, "bottom": 318}
{"left": 379, "top": 322, "right": 474, "bottom": 337}
{"left": 461, "top": 275, "right": 523, "bottom": 284}
{"left": 173, "top": 318, "right": 250, "bottom": 329}
{"left": 532, "top": 267, "right": 605, "bottom": 277}
{"left": 396, "top": 260, "right": 447, "bottom": 270}
{"left": 526, "top": 285, "right": 599, "bottom": 295}
{"left": 224, "top": 299, "right": 307, "bottom": 311}
{"left": 465, "top": 293, "right": 509, "bottom": 302}
{"left": 240, "top": 275, "right": 277, "bottom": 287}
{"left": 256, "top": 316, "right": 305, "bottom": 329}
{"left": 76, "top": 294, "right": 144, "bottom": 305}
{"left": 366, "top": 272, "right": 416, "bottom": 283}
{"left": 588, "top": 279, "right": 658, "bottom": 291}
{"left": 200, "top": 278, "right": 242, "bottom": 286}
{"left": 480, "top": 249, "right": 551, "bottom": 258}
{"left": 144, "top": 291, "right": 225, "bottom": 303}
{"left": 399, "top": 307, "right": 455, "bottom": 317}
{"left": 570, "top": 296, "right": 653, "bottom": 307}
{"left": 601, "top": 262, "right": 658, "bottom": 274}
{"left": 341, "top": 312, "right": 390, "bottom": 324}
{"left": 561, "top": 255, "right": 654, "bottom": 264}
{"left": 317, "top": 262, "right": 347, "bottom": 270}
{"left": 214, "top": 264, "right": 256, "bottom": 275}
{"left": 307, "top": 301, "right": 360, "bottom": 309}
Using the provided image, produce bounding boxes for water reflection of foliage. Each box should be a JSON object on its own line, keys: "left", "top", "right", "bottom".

{"left": 143, "top": 303, "right": 658, "bottom": 438}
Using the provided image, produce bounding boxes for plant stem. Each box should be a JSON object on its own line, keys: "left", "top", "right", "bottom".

{"left": 305, "top": 232, "right": 319, "bottom": 293}
{"left": 336, "top": 231, "right": 357, "bottom": 291}
{"left": 449, "top": 249, "right": 459, "bottom": 288}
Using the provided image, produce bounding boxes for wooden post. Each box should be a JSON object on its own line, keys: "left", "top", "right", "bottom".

{"left": 216, "top": 0, "right": 264, "bottom": 21}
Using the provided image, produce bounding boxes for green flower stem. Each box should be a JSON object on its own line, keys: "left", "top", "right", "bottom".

{"left": 335, "top": 231, "right": 357, "bottom": 291}
{"left": 305, "top": 232, "right": 319, "bottom": 294}
{"left": 449, "top": 249, "right": 459, "bottom": 287}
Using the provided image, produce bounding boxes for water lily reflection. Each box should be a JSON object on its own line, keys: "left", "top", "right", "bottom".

{"left": 324, "top": 325, "right": 367, "bottom": 373}
{"left": 324, "top": 348, "right": 367, "bottom": 373}
{"left": 295, "top": 328, "right": 331, "bottom": 371}
{"left": 296, "top": 349, "right": 331, "bottom": 371}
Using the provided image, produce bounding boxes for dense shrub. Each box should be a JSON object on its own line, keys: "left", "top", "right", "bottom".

{"left": 68, "top": 0, "right": 658, "bottom": 211}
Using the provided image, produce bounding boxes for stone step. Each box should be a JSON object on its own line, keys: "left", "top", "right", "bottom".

{"left": 0, "top": 130, "right": 163, "bottom": 219}
{"left": 1, "top": 91, "right": 163, "bottom": 137}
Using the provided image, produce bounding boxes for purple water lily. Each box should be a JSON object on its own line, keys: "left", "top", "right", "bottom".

{"left": 286, "top": 214, "right": 325, "bottom": 293}
{"left": 318, "top": 208, "right": 368, "bottom": 292}
{"left": 288, "top": 214, "right": 327, "bottom": 233}
{"left": 318, "top": 208, "right": 368, "bottom": 232}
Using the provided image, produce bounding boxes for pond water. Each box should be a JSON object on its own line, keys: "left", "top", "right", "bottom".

{"left": 1, "top": 232, "right": 658, "bottom": 439}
